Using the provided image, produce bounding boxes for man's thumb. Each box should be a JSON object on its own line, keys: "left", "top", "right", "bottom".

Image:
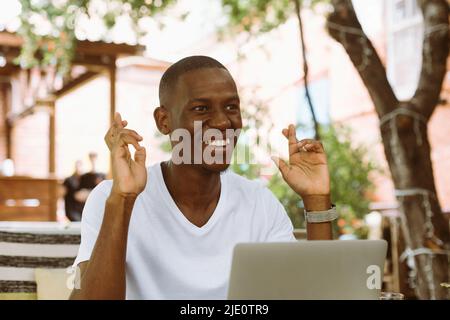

{"left": 271, "top": 156, "right": 289, "bottom": 177}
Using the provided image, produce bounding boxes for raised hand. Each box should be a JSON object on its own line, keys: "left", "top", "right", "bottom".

{"left": 104, "top": 112, "right": 147, "bottom": 196}
{"left": 272, "top": 124, "right": 330, "bottom": 198}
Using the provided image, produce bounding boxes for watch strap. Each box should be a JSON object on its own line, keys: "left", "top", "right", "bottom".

{"left": 304, "top": 204, "right": 338, "bottom": 223}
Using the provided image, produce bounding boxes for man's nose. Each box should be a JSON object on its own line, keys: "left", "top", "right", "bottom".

{"left": 208, "top": 110, "right": 231, "bottom": 130}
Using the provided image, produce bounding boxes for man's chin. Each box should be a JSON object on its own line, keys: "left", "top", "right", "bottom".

{"left": 201, "top": 162, "right": 231, "bottom": 173}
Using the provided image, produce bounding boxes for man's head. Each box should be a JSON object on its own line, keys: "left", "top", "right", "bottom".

{"left": 88, "top": 152, "right": 98, "bottom": 171}
{"left": 74, "top": 160, "right": 83, "bottom": 175}
{"left": 154, "top": 55, "right": 242, "bottom": 172}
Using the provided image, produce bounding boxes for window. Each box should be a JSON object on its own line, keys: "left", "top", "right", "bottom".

{"left": 387, "top": 0, "right": 423, "bottom": 99}
{"left": 393, "top": 0, "right": 420, "bottom": 21}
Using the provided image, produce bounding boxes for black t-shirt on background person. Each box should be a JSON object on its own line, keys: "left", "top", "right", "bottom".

{"left": 63, "top": 172, "right": 105, "bottom": 221}
{"left": 63, "top": 175, "right": 84, "bottom": 221}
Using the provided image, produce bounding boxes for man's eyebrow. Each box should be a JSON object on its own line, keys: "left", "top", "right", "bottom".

{"left": 187, "top": 98, "right": 210, "bottom": 104}
{"left": 225, "top": 96, "right": 240, "bottom": 103}
{"left": 187, "top": 95, "right": 240, "bottom": 104}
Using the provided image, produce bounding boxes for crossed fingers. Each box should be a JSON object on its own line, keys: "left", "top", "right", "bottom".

{"left": 105, "top": 112, "right": 143, "bottom": 151}
{"left": 281, "top": 124, "right": 324, "bottom": 156}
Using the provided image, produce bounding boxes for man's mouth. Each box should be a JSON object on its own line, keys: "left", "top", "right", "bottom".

{"left": 204, "top": 138, "right": 231, "bottom": 147}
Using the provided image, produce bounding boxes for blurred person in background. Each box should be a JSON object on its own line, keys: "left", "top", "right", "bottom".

{"left": 64, "top": 153, "right": 106, "bottom": 221}
{"left": 73, "top": 152, "right": 106, "bottom": 213}
{"left": 63, "top": 160, "right": 84, "bottom": 221}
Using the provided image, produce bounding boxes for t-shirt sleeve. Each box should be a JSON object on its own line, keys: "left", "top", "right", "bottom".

{"left": 261, "top": 187, "right": 296, "bottom": 242}
{"left": 73, "top": 180, "right": 113, "bottom": 267}
{"left": 63, "top": 177, "right": 73, "bottom": 192}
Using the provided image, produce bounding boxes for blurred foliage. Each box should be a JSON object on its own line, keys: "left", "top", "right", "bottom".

{"left": 220, "top": 0, "right": 330, "bottom": 37}
{"left": 16, "top": 0, "right": 334, "bottom": 75}
{"left": 320, "top": 124, "right": 377, "bottom": 239}
{"left": 231, "top": 123, "right": 378, "bottom": 239}
{"left": 221, "top": 0, "right": 294, "bottom": 35}
{"left": 16, "top": 0, "right": 335, "bottom": 74}
{"left": 321, "top": 124, "right": 377, "bottom": 221}
{"left": 17, "top": 0, "right": 176, "bottom": 74}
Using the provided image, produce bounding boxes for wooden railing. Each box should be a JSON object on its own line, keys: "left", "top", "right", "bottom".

{"left": 0, "top": 176, "right": 58, "bottom": 221}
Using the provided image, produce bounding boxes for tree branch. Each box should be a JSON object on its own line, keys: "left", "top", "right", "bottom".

{"left": 294, "top": 0, "right": 320, "bottom": 140}
{"left": 412, "top": 0, "right": 449, "bottom": 119}
{"left": 326, "top": 0, "right": 398, "bottom": 118}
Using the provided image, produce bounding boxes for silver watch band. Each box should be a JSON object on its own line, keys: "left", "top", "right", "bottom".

{"left": 304, "top": 204, "right": 338, "bottom": 223}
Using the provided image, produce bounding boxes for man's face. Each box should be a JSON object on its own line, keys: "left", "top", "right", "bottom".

{"left": 167, "top": 67, "right": 242, "bottom": 172}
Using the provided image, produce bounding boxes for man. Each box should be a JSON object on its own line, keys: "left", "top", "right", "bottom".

{"left": 73, "top": 152, "right": 106, "bottom": 207}
{"left": 63, "top": 160, "right": 84, "bottom": 221}
{"left": 65, "top": 153, "right": 106, "bottom": 221}
{"left": 70, "top": 56, "right": 333, "bottom": 300}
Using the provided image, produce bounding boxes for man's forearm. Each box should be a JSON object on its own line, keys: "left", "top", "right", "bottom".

{"left": 303, "top": 195, "right": 333, "bottom": 240}
{"left": 70, "top": 193, "right": 136, "bottom": 300}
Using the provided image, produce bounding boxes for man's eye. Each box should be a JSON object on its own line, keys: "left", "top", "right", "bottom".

{"left": 193, "top": 106, "right": 207, "bottom": 112}
{"left": 225, "top": 104, "right": 238, "bottom": 111}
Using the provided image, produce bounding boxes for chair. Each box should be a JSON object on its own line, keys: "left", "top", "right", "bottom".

{"left": 0, "top": 222, "right": 80, "bottom": 299}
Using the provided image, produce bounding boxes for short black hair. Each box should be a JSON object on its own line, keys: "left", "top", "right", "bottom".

{"left": 159, "top": 55, "right": 229, "bottom": 106}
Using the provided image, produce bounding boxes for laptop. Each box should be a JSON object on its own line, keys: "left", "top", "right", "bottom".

{"left": 227, "top": 240, "right": 387, "bottom": 300}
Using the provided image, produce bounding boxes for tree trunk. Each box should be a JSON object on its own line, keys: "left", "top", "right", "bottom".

{"left": 379, "top": 102, "right": 450, "bottom": 299}
{"left": 327, "top": 0, "right": 449, "bottom": 299}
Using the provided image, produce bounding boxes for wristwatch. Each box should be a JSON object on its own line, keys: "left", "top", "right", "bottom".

{"left": 304, "top": 204, "right": 338, "bottom": 223}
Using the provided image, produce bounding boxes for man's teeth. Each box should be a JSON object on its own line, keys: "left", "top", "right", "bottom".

{"left": 206, "top": 138, "right": 230, "bottom": 146}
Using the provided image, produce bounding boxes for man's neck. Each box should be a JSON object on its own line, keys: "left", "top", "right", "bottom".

{"left": 160, "top": 160, "right": 222, "bottom": 226}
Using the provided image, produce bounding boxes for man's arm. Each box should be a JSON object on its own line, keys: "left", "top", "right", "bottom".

{"left": 273, "top": 124, "right": 333, "bottom": 240}
{"left": 70, "top": 112, "right": 146, "bottom": 300}
{"left": 70, "top": 193, "right": 137, "bottom": 300}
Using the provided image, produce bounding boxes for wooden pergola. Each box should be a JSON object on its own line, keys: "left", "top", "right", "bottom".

{"left": 0, "top": 31, "right": 143, "bottom": 221}
{"left": 0, "top": 31, "right": 144, "bottom": 175}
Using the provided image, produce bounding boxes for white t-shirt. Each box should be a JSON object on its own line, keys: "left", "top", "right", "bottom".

{"left": 74, "top": 162, "right": 295, "bottom": 299}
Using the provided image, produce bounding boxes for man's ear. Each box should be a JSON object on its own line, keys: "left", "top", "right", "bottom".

{"left": 153, "top": 106, "right": 171, "bottom": 135}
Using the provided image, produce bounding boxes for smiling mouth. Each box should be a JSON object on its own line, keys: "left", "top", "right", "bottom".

{"left": 204, "top": 138, "right": 231, "bottom": 147}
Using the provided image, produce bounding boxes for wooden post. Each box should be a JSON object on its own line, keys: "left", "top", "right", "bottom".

{"left": 48, "top": 100, "right": 56, "bottom": 176}
{"left": 389, "top": 216, "right": 400, "bottom": 293}
{"left": 46, "top": 99, "right": 57, "bottom": 221}
{"left": 108, "top": 58, "right": 116, "bottom": 178}
{"left": 1, "top": 83, "right": 12, "bottom": 159}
